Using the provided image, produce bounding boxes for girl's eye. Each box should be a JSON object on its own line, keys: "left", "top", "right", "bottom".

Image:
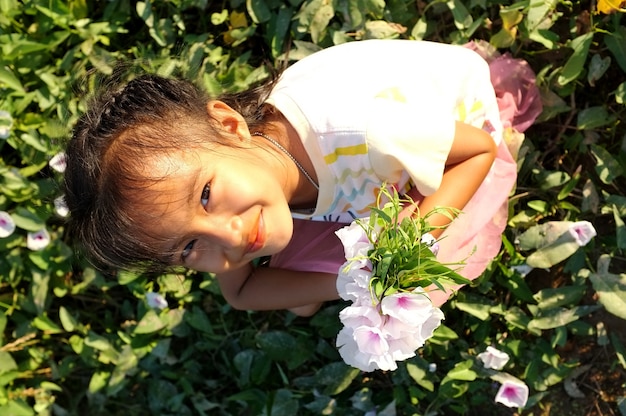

{"left": 181, "top": 240, "right": 196, "bottom": 262}
{"left": 201, "top": 184, "right": 210, "bottom": 207}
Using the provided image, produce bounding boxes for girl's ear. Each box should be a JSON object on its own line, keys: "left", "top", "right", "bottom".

{"left": 206, "top": 100, "right": 250, "bottom": 141}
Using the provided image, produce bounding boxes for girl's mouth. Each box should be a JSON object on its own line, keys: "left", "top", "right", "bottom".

{"left": 246, "top": 211, "right": 265, "bottom": 254}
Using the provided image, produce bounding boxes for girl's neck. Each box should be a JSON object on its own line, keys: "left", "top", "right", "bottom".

{"left": 261, "top": 110, "right": 318, "bottom": 210}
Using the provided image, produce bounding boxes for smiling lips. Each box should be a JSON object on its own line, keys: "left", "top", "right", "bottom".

{"left": 246, "top": 212, "right": 265, "bottom": 254}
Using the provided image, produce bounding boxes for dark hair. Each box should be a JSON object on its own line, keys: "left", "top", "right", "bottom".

{"left": 64, "top": 73, "right": 276, "bottom": 271}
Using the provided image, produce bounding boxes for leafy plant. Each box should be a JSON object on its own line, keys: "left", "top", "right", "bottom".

{"left": 0, "top": 0, "right": 624, "bottom": 415}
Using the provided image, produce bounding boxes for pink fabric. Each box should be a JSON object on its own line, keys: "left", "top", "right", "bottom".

{"left": 270, "top": 44, "right": 542, "bottom": 307}
{"left": 464, "top": 41, "right": 543, "bottom": 133}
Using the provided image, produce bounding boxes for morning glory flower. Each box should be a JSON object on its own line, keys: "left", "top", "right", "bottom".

{"left": 27, "top": 229, "right": 50, "bottom": 251}
{"left": 568, "top": 221, "right": 597, "bottom": 246}
{"left": 146, "top": 292, "right": 168, "bottom": 309}
{"left": 478, "top": 346, "right": 510, "bottom": 370}
{"left": 420, "top": 233, "right": 440, "bottom": 256}
{"left": 54, "top": 195, "right": 69, "bottom": 217}
{"left": 49, "top": 152, "right": 67, "bottom": 173}
{"left": 0, "top": 110, "right": 13, "bottom": 139}
{"left": 0, "top": 211, "right": 16, "bottom": 238}
{"left": 510, "top": 264, "right": 533, "bottom": 277}
{"left": 495, "top": 379, "right": 529, "bottom": 408}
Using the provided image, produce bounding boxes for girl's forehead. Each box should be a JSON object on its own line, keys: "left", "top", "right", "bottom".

{"left": 141, "top": 150, "right": 203, "bottom": 179}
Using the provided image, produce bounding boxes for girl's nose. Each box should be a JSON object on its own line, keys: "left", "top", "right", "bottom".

{"left": 204, "top": 214, "right": 244, "bottom": 249}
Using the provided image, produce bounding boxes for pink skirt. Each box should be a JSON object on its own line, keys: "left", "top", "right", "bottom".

{"left": 270, "top": 42, "right": 542, "bottom": 307}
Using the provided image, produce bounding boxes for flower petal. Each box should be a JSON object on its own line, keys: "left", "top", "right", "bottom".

{"left": 27, "top": 229, "right": 50, "bottom": 251}
{"left": 478, "top": 346, "right": 510, "bottom": 370}
{"left": 568, "top": 221, "right": 597, "bottom": 246}
{"left": 146, "top": 292, "right": 168, "bottom": 309}
{"left": 49, "top": 152, "right": 67, "bottom": 173}
{"left": 54, "top": 195, "right": 69, "bottom": 217}
{"left": 0, "top": 211, "right": 16, "bottom": 238}
{"left": 0, "top": 110, "right": 13, "bottom": 139}
{"left": 495, "top": 380, "right": 529, "bottom": 408}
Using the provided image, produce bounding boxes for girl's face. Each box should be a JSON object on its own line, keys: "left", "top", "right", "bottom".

{"left": 138, "top": 144, "right": 295, "bottom": 274}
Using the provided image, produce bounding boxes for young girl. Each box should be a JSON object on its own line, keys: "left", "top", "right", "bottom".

{"left": 64, "top": 39, "right": 541, "bottom": 316}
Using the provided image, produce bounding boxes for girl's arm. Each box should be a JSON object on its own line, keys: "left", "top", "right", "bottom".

{"left": 401, "top": 121, "right": 497, "bottom": 237}
{"left": 217, "top": 121, "right": 496, "bottom": 314}
{"left": 216, "top": 264, "right": 339, "bottom": 315}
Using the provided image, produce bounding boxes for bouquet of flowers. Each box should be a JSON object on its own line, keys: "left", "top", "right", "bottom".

{"left": 335, "top": 187, "right": 470, "bottom": 372}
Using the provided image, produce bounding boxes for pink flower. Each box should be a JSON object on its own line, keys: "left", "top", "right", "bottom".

{"left": 478, "top": 346, "right": 510, "bottom": 370}
{"left": 49, "top": 152, "right": 67, "bottom": 173}
{"left": 568, "top": 221, "right": 597, "bottom": 246}
{"left": 27, "top": 229, "right": 50, "bottom": 251}
{"left": 0, "top": 211, "right": 16, "bottom": 238}
{"left": 495, "top": 379, "right": 529, "bottom": 408}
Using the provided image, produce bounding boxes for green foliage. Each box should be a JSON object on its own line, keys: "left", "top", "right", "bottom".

{"left": 0, "top": 0, "right": 625, "bottom": 415}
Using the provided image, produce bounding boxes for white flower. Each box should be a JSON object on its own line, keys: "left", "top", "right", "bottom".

{"left": 428, "top": 363, "right": 437, "bottom": 372}
{"left": 420, "top": 232, "right": 440, "bottom": 256}
{"left": 54, "top": 195, "right": 69, "bottom": 217}
{"left": 335, "top": 220, "right": 374, "bottom": 267}
{"left": 146, "top": 292, "right": 168, "bottom": 309}
{"left": 49, "top": 152, "right": 67, "bottom": 173}
{"left": 336, "top": 289, "right": 444, "bottom": 372}
{"left": 380, "top": 290, "right": 444, "bottom": 345}
{"left": 336, "top": 263, "right": 372, "bottom": 303}
{"left": 27, "top": 229, "right": 50, "bottom": 251}
{"left": 0, "top": 211, "right": 16, "bottom": 237}
{"left": 337, "top": 305, "right": 396, "bottom": 372}
{"left": 510, "top": 264, "right": 533, "bottom": 277}
{"left": 495, "top": 379, "right": 529, "bottom": 408}
{"left": 478, "top": 346, "right": 510, "bottom": 370}
{"left": 0, "top": 110, "right": 13, "bottom": 139}
{"left": 568, "top": 221, "right": 597, "bottom": 246}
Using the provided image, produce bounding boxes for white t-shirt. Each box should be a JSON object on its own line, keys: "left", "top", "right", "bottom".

{"left": 265, "top": 40, "right": 502, "bottom": 222}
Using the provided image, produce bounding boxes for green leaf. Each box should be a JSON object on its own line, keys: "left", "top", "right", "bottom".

{"left": 59, "top": 306, "right": 78, "bottom": 332}
{"left": 0, "top": 66, "right": 24, "bottom": 92}
{"left": 12, "top": 207, "right": 45, "bottom": 231}
{"left": 587, "top": 54, "right": 611, "bottom": 86}
{"left": 576, "top": 106, "right": 616, "bottom": 130}
{"left": 604, "top": 26, "right": 626, "bottom": 73}
{"left": 616, "top": 81, "right": 626, "bottom": 104}
{"left": 88, "top": 371, "right": 110, "bottom": 393}
{"left": 591, "top": 143, "right": 624, "bottom": 184}
{"left": 558, "top": 32, "right": 593, "bottom": 86}
{"left": 256, "top": 331, "right": 298, "bottom": 361}
{"left": 446, "top": 0, "right": 472, "bottom": 29}
{"left": 406, "top": 362, "right": 434, "bottom": 391}
{"left": 32, "top": 315, "right": 62, "bottom": 333}
{"left": 527, "top": 305, "right": 600, "bottom": 330}
{"left": 134, "top": 309, "right": 166, "bottom": 334}
{"left": 0, "top": 351, "right": 18, "bottom": 374}
{"left": 246, "top": 0, "right": 271, "bottom": 24}
{"left": 455, "top": 301, "right": 490, "bottom": 320}
{"left": 589, "top": 255, "right": 626, "bottom": 320}
{"left": 315, "top": 362, "right": 359, "bottom": 395}
{"left": 533, "top": 285, "right": 586, "bottom": 310}
{"left": 614, "top": 205, "right": 626, "bottom": 249}
{"left": 0, "top": 400, "right": 34, "bottom": 416}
